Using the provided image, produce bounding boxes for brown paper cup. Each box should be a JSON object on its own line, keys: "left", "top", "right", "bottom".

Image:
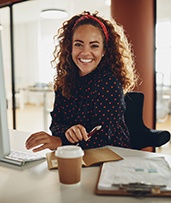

{"left": 55, "top": 146, "right": 84, "bottom": 185}
{"left": 57, "top": 157, "right": 82, "bottom": 184}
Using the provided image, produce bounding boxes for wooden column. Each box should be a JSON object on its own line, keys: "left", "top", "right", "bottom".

{"left": 111, "top": 0, "right": 156, "bottom": 128}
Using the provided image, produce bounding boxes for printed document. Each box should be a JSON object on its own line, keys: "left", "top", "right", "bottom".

{"left": 98, "top": 157, "right": 171, "bottom": 191}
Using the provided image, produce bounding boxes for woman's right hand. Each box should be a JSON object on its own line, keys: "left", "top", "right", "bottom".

{"left": 25, "top": 131, "right": 62, "bottom": 152}
{"left": 65, "top": 124, "right": 88, "bottom": 143}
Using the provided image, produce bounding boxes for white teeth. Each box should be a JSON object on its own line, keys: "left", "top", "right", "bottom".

{"left": 80, "top": 58, "right": 92, "bottom": 63}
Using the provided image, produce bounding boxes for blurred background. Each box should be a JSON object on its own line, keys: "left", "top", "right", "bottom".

{"left": 0, "top": 1, "right": 171, "bottom": 155}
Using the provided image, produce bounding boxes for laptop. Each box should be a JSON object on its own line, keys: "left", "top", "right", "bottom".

{"left": 0, "top": 32, "right": 45, "bottom": 166}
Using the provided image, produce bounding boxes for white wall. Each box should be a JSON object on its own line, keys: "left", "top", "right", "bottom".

{"left": 14, "top": 22, "right": 39, "bottom": 89}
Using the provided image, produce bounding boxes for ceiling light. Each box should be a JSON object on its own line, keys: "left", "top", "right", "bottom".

{"left": 40, "top": 9, "right": 68, "bottom": 19}
{"left": 105, "top": 0, "right": 111, "bottom": 6}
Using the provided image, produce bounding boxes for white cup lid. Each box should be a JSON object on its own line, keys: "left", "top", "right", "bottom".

{"left": 55, "top": 145, "right": 84, "bottom": 158}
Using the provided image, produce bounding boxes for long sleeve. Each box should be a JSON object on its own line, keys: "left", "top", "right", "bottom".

{"left": 49, "top": 91, "right": 72, "bottom": 145}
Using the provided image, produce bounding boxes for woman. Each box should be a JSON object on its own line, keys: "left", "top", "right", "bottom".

{"left": 25, "top": 11, "right": 138, "bottom": 152}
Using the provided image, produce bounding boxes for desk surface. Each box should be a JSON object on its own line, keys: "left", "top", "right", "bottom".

{"left": 1, "top": 130, "right": 171, "bottom": 203}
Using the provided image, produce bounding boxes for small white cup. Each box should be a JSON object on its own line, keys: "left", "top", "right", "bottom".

{"left": 55, "top": 145, "right": 84, "bottom": 185}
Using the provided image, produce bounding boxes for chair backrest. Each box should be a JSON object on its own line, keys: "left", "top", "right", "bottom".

{"left": 124, "top": 92, "right": 144, "bottom": 129}
{"left": 124, "top": 92, "right": 170, "bottom": 150}
{"left": 124, "top": 92, "right": 148, "bottom": 149}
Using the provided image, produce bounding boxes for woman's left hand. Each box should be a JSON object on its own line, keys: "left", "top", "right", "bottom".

{"left": 65, "top": 124, "right": 88, "bottom": 143}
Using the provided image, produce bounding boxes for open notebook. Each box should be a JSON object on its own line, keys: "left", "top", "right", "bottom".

{"left": 46, "top": 147, "right": 123, "bottom": 170}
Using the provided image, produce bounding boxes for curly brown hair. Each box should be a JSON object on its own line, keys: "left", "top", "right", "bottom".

{"left": 51, "top": 11, "right": 139, "bottom": 98}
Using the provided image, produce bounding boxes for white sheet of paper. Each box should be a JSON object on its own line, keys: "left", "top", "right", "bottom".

{"left": 98, "top": 157, "right": 171, "bottom": 191}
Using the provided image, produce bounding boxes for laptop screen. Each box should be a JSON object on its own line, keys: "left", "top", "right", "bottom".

{"left": 0, "top": 31, "right": 11, "bottom": 158}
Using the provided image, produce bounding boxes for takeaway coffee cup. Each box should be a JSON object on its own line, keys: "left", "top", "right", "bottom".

{"left": 55, "top": 145, "right": 84, "bottom": 185}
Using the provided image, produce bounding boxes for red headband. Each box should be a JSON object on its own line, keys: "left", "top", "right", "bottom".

{"left": 73, "top": 14, "right": 109, "bottom": 42}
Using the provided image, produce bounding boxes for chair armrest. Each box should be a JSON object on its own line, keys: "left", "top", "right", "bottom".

{"left": 148, "top": 129, "right": 170, "bottom": 147}
{"left": 130, "top": 127, "right": 170, "bottom": 150}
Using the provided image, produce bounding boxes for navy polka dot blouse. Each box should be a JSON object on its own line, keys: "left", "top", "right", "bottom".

{"left": 50, "top": 67, "right": 131, "bottom": 149}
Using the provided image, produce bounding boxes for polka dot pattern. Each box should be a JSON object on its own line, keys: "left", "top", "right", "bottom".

{"left": 50, "top": 67, "right": 131, "bottom": 149}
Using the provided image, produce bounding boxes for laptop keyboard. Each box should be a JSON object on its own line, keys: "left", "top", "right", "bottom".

{"left": 5, "top": 150, "right": 45, "bottom": 165}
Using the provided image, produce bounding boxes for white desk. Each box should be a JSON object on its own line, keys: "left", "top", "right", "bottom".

{"left": 0, "top": 130, "right": 171, "bottom": 203}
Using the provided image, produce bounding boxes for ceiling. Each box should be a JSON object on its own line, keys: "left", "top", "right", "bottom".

{"left": 0, "top": 0, "right": 111, "bottom": 24}
{"left": 1, "top": 0, "right": 171, "bottom": 25}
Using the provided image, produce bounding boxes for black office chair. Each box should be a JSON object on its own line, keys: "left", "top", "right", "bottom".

{"left": 124, "top": 92, "right": 170, "bottom": 151}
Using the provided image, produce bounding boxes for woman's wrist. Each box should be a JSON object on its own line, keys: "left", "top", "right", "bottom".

{"left": 56, "top": 137, "right": 62, "bottom": 147}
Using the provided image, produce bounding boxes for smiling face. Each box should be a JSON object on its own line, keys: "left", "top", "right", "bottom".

{"left": 72, "top": 24, "right": 105, "bottom": 76}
